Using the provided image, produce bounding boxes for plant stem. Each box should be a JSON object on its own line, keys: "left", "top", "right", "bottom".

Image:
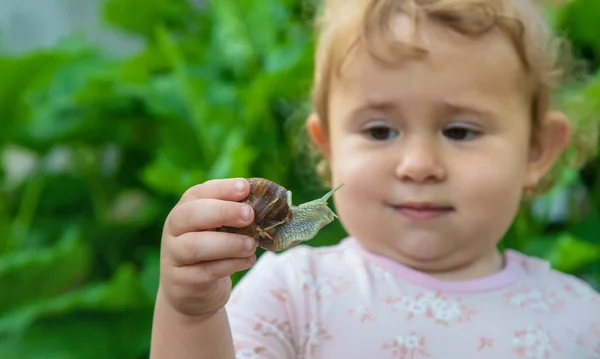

{"left": 5, "top": 177, "right": 44, "bottom": 253}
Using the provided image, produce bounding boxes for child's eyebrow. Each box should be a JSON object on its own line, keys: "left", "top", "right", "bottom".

{"left": 347, "top": 100, "right": 400, "bottom": 118}
{"left": 346, "top": 99, "right": 496, "bottom": 120}
{"left": 441, "top": 100, "right": 497, "bottom": 120}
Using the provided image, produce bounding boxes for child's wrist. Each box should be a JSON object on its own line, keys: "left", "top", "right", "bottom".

{"left": 157, "top": 287, "right": 223, "bottom": 324}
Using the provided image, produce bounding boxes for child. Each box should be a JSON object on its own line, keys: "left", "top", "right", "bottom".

{"left": 150, "top": 0, "right": 600, "bottom": 358}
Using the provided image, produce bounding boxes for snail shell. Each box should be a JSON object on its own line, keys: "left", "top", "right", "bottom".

{"left": 216, "top": 178, "right": 293, "bottom": 248}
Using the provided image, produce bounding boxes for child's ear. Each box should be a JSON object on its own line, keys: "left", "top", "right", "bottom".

{"left": 306, "top": 113, "right": 331, "bottom": 159}
{"left": 526, "top": 111, "right": 571, "bottom": 186}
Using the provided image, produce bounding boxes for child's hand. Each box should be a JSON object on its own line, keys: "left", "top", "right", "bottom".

{"left": 159, "top": 178, "right": 257, "bottom": 319}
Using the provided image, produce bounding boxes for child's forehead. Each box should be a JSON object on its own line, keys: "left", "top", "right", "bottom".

{"left": 335, "top": 17, "right": 525, "bottom": 91}
{"left": 324, "top": 16, "right": 531, "bottom": 119}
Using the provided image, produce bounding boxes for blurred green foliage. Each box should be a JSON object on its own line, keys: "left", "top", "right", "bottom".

{"left": 0, "top": 0, "right": 598, "bottom": 357}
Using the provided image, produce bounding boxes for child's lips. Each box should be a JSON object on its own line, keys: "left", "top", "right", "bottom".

{"left": 394, "top": 202, "right": 454, "bottom": 220}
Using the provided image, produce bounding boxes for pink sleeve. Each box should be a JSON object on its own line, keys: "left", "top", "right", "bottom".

{"left": 225, "top": 251, "right": 300, "bottom": 359}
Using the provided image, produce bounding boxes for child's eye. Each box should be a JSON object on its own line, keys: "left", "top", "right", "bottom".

{"left": 443, "top": 126, "right": 480, "bottom": 141}
{"left": 365, "top": 125, "right": 399, "bottom": 141}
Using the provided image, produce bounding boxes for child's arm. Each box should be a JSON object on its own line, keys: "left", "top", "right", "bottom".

{"left": 149, "top": 178, "right": 258, "bottom": 359}
{"left": 150, "top": 289, "right": 235, "bottom": 359}
{"left": 150, "top": 250, "right": 299, "bottom": 359}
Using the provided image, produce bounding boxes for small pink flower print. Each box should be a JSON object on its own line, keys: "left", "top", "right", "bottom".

{"left": 563, "top": 281, "right": 600, "bottom": 303}
{"left": 504, "top": 287, "right": 564, "bottom": 313}
{"left": 368, "top": 263, "right": 393, "bottom": 280}
{"left": 512, "top": 325, "right": 560, "bottom": 358}
{"left": 235, "top": 346, "right": 266, "bottom": 359}
{"left": 477, "top": 337, "right": 494, "bottom": 351}
{"left": 301, "top": 271, "right": 351, "bottom": 300}
{"left": 385, "top": 291, "right": 475, "bottom": 325}
{"left": 301, "top": 322, "right": 333, "bottom": 354}
{"left": 253, "top": 315, "right": 292, "bottom": 342}
{"left": 564, "top": 321, "right": 600, "bottom": 357}
{"left": 576, "top": 334, "right": 587, "bottom": 348}
{"left": 229, "top": 290, "right": 243, "bottom": 305}
{"left": 385, "top": 296, "right": 427, "bottom": 320}
{"left": 348, "top": 305, "right": 375, "bottom": 322}
{"left": 382, "top": 332, "right": 431, "bottom": 359}
{"left": 270, "top": 288, "right": 289, "bottom": 303}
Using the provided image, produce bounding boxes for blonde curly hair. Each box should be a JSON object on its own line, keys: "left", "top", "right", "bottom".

{"left": 304, "top": 0, "right": 598, "bottom": 195}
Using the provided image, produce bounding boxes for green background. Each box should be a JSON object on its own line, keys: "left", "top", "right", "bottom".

{"left": 0, "top": 0, "right": 599, "bottom": 358}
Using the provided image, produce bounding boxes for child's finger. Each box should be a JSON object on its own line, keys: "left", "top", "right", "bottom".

{"left": 178, "top": 178, "right": 249, "bottom": 204}
{"left": 175, "top": 255, "right": 257, "bottom": 286}
{"left": 167, "top": 231, "right": 256, "bottom": 266}
{"left": 167, "top": 199, "right": 254, "bottom": 237}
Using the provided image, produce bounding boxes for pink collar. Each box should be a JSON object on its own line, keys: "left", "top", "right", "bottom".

{"left": 345, "top": 236, "right": 527, "bottom": 293}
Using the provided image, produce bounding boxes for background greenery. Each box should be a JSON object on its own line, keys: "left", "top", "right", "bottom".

{"left": 0, "top": 0, "right": 598, "bottom": 357}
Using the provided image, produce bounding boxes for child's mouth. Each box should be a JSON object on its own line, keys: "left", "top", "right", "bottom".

{"left": 394, "top": 202, "right": 454, "bottom": 220}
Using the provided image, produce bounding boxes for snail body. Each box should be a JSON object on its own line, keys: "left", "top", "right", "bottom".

{"left": 217, "top": 178, "right": 343, "bottom": 252}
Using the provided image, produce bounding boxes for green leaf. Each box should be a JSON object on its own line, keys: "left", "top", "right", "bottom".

{"left": 103, "top": 0, "right": 197, "bottom": 38}
{"left": 13, "top": 52, "right": 113, "bottom": 147}
{"left": 154, "top": 26, "right": 216, "bottom": 161}
{"left": 544, "top": 233, "right": 600, "bottom": 273}
{"left": 0, "top": 309, "right": 152, "bottom": 359}
{"left": 0, "top": 227, "right": 92, "bottom": 314}
{"left": 558, "top": 0, "right": 600, "bottom": 65}
{"left": 207, "top": 0, "right": 257, "bottom": 75}
{"left": 207, "top": 127, "right": 257, "bottom": 179}
{"left": 0, "top": 263, "right": 150, "bottom": 337}
{"left": 244, "top": 0, "right": 287, "bottom": 58}
{"left": 569, "top": 216, "right": 600, "bottom": 244}
{"left": 139, "top": 250, "right": 160, "bottom": 300}
{"left": 0, "top": 52, "right": 70, "bottom": 145}
{"left": 141, "top": 152, "right": 207, "bottom": 196}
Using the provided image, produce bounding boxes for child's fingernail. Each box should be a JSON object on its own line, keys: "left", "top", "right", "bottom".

{"left": 245, "top": 237, "right": 255, "bottom": 251}
{"left": 241, "top": 205, "right": 251, "bottom": 221}
{"left": 235, "top": 179, "right": 246, "bottom": 192}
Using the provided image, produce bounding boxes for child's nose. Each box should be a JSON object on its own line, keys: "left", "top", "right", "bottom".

{"left": 394, "top": 138, "right": 447, "bottom": 184}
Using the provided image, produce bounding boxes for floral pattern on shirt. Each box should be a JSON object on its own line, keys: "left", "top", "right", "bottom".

{"left": 253, "top": 314, "right": 293, "bottom": 342}
{"left": 504, "top": 286, "right": 564, "bottom": 313}
{"left": 348, "top": 305, "right": 376, "bottom": 322}
{"left": 382, "top": 332, "right": 431, "bottom": 359}
{"left": 269, "top": 287, "right": 289, "bottom": 303}
{"left": 562, "top": 280, "right": 600, "bottom": 303}
{"left": 477, "top": 337, "right": 495, "bottom": 351}
{"left": 234, "top": 345, "right": 266, "bottom": 359}
{"left": 301, "top": 322, "right": 333, "bottom": 355}
{"left": 368, "top": 262, "right": 394, "bottom": 280}
{"left": 385, "top": 291, "right": 475, "bottom": 325}
{"left": 300, "top": 271, "right": 351, "bottom": 299}
{"left": 512, "top": 325, "right": 560, "bottom": 358}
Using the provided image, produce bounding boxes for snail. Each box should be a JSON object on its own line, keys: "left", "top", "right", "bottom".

{"left": 216, "top": 178, "right": 344, "bottom": 252}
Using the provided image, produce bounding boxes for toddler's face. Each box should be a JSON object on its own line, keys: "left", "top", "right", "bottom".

{"left": 316, "top": 19, "right": 544, "bottom": 278}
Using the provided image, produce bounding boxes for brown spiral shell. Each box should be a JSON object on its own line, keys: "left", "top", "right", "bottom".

{"left": 216, "top": 178, "right": 293, "bottom": 246}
